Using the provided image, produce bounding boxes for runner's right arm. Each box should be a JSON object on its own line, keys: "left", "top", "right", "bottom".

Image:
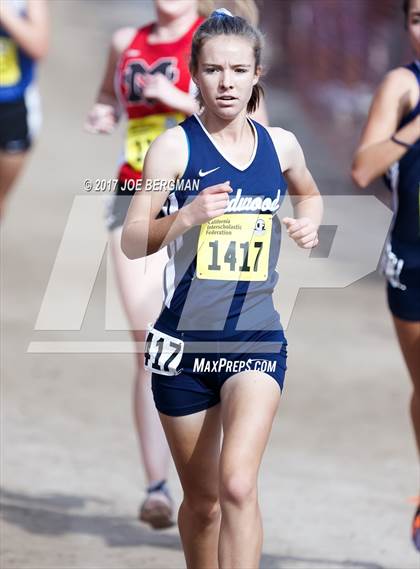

{"left": 0, "top": 0, "right": 48, "bottom": 59}
{"left": 84, "top": 27, "right": 135, "bottom": 134}
{"left": 351, "top": 68, "right": 420, "bottom": 188}
{"left": 121, "top": 127, "right": 232, "bottom": 259}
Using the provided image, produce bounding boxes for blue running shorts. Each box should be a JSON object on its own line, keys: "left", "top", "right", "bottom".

{"left": 146, "top": 322, "right": 287, "bottom": 417}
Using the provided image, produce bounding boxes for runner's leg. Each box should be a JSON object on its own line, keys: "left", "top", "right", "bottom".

{"left": 218, "top": 371, "right": 281, "bottom": 568}
{"left": 109, "top": 228, "right": 170, "bottom": 483}
{"left": 0, "top": 151, "right": 27, "bottom": 218}
{"left": 159, "top": 406, "right": 222, "bottom": 569}
{"left": 392, "top": 316, "right": 420, "bottom": 549}
{"left": 392, "top": 316, "right": 420, "bottom": 454}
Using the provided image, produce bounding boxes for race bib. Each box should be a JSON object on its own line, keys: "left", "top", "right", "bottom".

{"left": 0, "top": 38, "right": 21, "bottom": 87}
{"left": 197, "top": 214, "right": 272, "bottom": 281}
{"left": 125, "top": 112, "right": 185, "bottom": 172}
{"left": 144, "top": 325, "right": 184, "bottom": 376}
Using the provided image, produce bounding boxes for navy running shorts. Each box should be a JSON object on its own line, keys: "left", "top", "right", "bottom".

{"left": 383, "top": 240, "right": 420, "bottom": 321}
{"left": 0, "top": 87, "right": 41, "bottom": 153}
{"left": 147, "top": 321, "right": 287, "bottom": 417}
{"left": 0, "top": 99, "right": 31, "bottom": 152}
{"left": 387, "top": 264, "right": 420, "bottom": 322}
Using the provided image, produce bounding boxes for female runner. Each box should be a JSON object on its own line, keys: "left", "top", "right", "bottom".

{"left": 85, "top": 0, "right": 263, "bottom": 529}
{"left": 352, "top": 0, "right": 420, "bottom": 551}
{"left": 122, "top": 9, "right": 322, "bottom": 568}
{"left": 0, "top": 0, "right": 48, "bottom": 218}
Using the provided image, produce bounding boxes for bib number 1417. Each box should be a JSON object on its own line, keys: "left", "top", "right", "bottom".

{"left": 207, "top": 240, "right": 263, "bottom": 273}
{"left": 197, "top": 213, "right": 272, "bottom": 281}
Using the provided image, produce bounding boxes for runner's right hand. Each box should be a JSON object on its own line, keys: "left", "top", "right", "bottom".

{"left": 84, "top": 103, "right": 117, "bottom": 134}
{"left": 181, "top": 182, "right": 232, "bottom": 227}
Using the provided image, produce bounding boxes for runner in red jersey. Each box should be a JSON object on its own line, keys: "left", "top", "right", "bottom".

{"left": 85, "top": 0, "right": 263, "bottom": 531}
{"left": 85, "top": 0, "right": 208, "bottom": 530}
{"left": 115, "top": 18, "right": 201, "bottom": 185}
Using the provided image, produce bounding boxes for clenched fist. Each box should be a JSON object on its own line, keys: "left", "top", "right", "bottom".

{"left": 181, "top": 182, "right": 232, "bottom": 227}
{"left": 282, "top": 217, "right": 319, "bottom": 248}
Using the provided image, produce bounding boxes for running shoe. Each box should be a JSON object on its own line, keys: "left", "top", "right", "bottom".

{"left": 139, "top": 480, "right": 175, "bottom": 530}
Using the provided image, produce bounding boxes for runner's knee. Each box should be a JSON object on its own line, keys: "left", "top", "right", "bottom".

{"left": 182, "top": 492, "right": 220, "bottom": 525}
{"left": 220, "top": 472, "right": 256, "bottom": 508}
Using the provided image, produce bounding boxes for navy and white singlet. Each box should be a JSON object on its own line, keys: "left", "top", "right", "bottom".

{"left": 383, "top": 61, "right": 420, "bottom": 321}
{"left": 148, "top": 115, "right": 289, "bottom": 416}
{"left": 158, "top": 114, "right": 287, "bottom": 335}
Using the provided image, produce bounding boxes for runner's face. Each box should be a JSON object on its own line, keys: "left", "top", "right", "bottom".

{"left": 195, "top": 35, "right": 260, "bottom": 119}
{"left": 408, "top": 0, "right": 420, "bottom": 56}
{"left": 154, "top": 0, "right": 198, "bottom": 20}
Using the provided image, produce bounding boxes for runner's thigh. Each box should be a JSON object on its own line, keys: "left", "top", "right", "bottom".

{"left": 220, "top": 372, "right": 281, "bottom": 478}
{"left": 159, "top": 406, "right": 222, "bottom": 497}
{"left": 109, "top": 226, "right": 167, "bottom": 330}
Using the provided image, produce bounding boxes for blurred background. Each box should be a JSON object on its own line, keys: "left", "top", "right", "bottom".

{"left": 262, "top": 0, "right": 409, "bottom": 181}
{"left": 1, "top": 1, "right": 419, "bottom": 568}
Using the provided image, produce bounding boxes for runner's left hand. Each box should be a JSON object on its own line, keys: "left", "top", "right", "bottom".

{"left": 282, "top": 217, "right": 319, "bottom": 248}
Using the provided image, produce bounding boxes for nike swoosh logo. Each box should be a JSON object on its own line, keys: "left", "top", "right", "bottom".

{"left": 198, "top": 167, "right": 220, "bottom": 177}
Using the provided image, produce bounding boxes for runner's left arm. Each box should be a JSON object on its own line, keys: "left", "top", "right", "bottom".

{"left": 270, "top": 128, "right": 323, "bottom": 249}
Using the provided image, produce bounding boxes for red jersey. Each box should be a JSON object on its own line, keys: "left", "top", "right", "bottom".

{"left": 115, "top": 18, "right": 203, "bottom": 182}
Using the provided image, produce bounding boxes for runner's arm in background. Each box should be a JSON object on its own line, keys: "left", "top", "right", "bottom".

{"left": 121, "top": 127, "right": 232, "bottom": 259}
{"left": 84, "top": 27, "right": 135, "bottom": 134}
{"left": 142, "top": 73, "right": 198, "bottom": 116}
{"left": 352, "top": 68, "right": 420, "bottom": 188}
{"left": 85, "top": 28, "right": 199, "bottom": 133}
{"left": 0, "top": 0, "right": 48, "bottom": 59}
{"left": 270, "top": 127, "right": 323, "bottom": 249}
